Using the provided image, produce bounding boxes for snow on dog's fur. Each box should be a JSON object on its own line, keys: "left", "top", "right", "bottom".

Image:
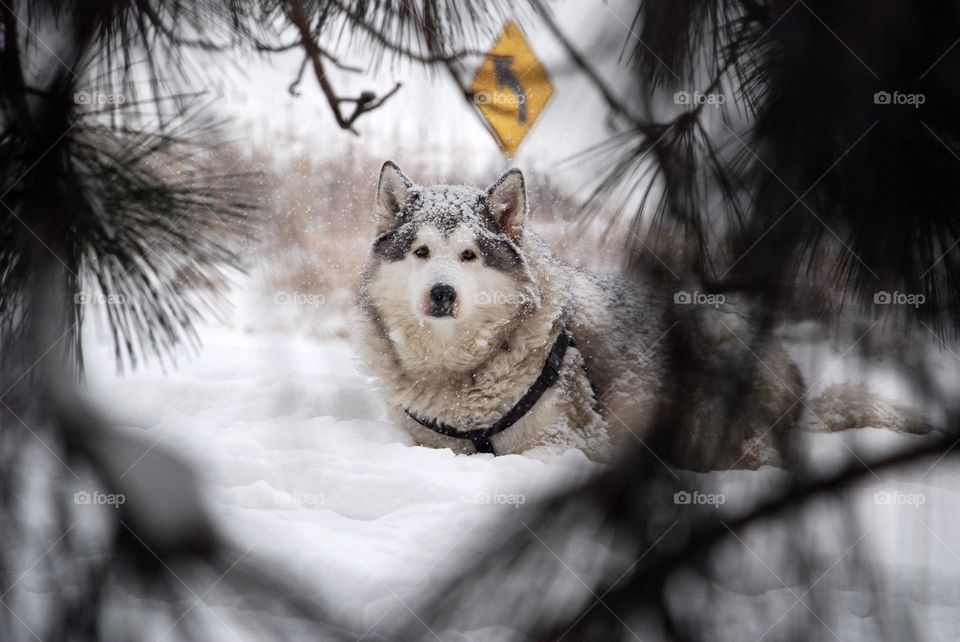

{"left": 355, "top": 162, "right": 927, "bottom": 470}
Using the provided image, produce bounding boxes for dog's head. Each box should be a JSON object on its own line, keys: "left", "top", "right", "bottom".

{"left": 361, "top": 161, "right": 538, "bottom": 371}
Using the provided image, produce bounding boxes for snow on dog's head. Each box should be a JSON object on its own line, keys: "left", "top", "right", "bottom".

{"left": 360, "top": 161, "right": 539, "bottom": 372}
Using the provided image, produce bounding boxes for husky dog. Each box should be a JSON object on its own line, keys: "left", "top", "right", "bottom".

{"left": 355, "top": 162, "right": 926, "bottom": 470}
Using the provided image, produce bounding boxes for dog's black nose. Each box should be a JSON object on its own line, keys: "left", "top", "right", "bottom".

{"left": 428, "top": 284, "right": 457, "bottom": 317}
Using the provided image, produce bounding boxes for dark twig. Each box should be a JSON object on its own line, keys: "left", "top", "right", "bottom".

{"left": 288, "top": 54, "right": 309, "bottom": 97}
{"left": 284, "top": 0, "right": 400, "bottom": 134}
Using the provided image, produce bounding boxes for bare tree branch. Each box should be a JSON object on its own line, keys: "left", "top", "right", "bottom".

{"left": 288, "top": 53, "right": 310, "bottom": 96}
{"left": 283, "top": 0, "right": 402, "bottom": 134}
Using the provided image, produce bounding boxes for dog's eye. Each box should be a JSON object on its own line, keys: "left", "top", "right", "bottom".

{"left": 414, "top": 245, "right": 430, "bottom": 259}
{"left": 460, "top": 249, "right": 477, "bottom": 262}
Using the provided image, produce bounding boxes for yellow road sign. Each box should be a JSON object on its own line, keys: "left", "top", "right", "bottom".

{"left": 470, "top": 20, "right": 554, "bottom": 158}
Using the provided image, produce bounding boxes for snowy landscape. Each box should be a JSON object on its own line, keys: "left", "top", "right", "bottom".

{"left": 74, "top": 270, "right": 960, "bottom": 640}
{"left": 5, "top": 0, "right": 960, "bottom": 640}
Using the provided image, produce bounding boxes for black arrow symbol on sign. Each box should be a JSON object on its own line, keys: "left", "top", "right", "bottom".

{"left": 491, "top": 55, "right": 527, "bottom": 124}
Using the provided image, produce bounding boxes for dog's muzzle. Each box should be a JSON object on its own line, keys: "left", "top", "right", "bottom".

{"left": 428, "top": 284, "right": 457, "bottom": 317}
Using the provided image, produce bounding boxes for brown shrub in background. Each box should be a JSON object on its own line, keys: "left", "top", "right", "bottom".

{"left": 243, "top": 139, "right": 630, "bottom": 318}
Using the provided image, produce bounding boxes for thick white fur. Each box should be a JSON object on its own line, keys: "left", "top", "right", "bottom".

{"left": 358, "top": 225, "right": 609, "bottom": 459}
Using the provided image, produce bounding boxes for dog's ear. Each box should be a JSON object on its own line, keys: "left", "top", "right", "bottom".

{"left": 486, "top": 168, "right": 526, "bottom": 242}
{"left": 376, "top": 161, "right": 413, "bottom": 233}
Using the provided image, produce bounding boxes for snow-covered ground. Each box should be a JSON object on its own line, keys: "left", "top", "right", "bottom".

{"left": 80, "top": 281, "right": 960, "bottom": 639}
{"left": 81, "top": 293, "right": 602, "bottom": 637}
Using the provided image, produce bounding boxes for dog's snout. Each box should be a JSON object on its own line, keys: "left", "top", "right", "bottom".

{"left": 430, "top": 284, "right": 456, "bottom": 304}
{"left": 428, "top": 284, "right": 457, "bottom": 317}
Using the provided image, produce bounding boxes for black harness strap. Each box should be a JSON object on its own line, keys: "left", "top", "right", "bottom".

{"left": 405, "top": 330, "right": 575, "bottom": 455}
